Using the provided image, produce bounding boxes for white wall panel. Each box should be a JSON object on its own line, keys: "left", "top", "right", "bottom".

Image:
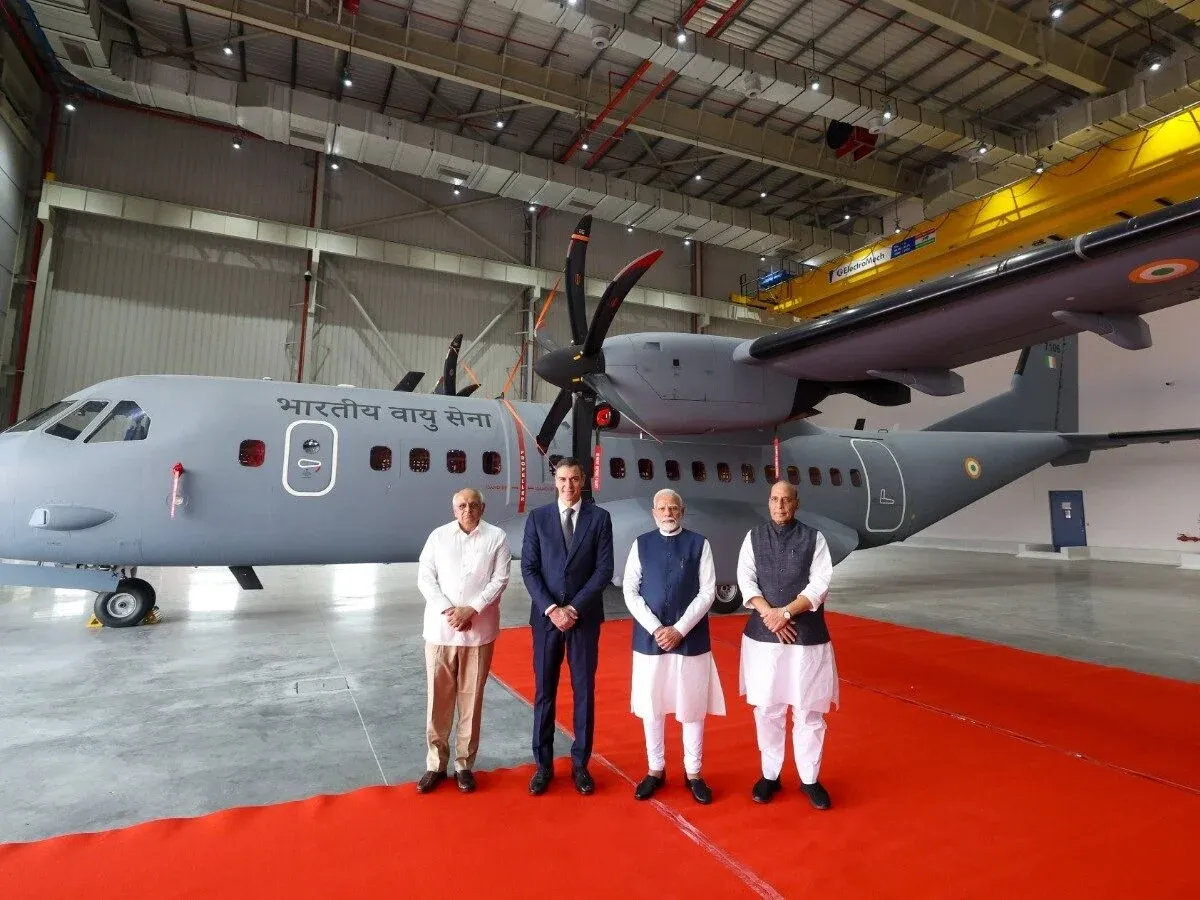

{"left": 814, "top": 303, "right": 1200, "bottom": 555}
{"left": 58, "top": 103, "right": 313, "bottom": 225}
{"left": 30, "top": 213, "right": 305, "bottom": 408}
{"left": 311, "top": 255, "right": 525, "bottom": 396}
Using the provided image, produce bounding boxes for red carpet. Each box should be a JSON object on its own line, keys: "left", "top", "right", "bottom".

{"left": 488, "top": 613, "right": 1200, "bottom": 899}
{"left": 0, "top": 764, "right": 764, "bottom": 899}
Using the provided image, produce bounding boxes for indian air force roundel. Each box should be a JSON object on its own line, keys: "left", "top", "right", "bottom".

{"left": 963, "top": 457, "right": 982, "bottom": 479}
{"left": 1128, "top": 259, "right": 1198, "bottom": 284}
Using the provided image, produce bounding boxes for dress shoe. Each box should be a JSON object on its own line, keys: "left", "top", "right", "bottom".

{"left": 416, "top": 770, "right": 446, "bottom": 793}
{"left": 752, "top": 776, "right": 781, "bottom": 803}
{"left": 455, "top": 770, "right": 476, "bottom": 793}
{"left": 634, "top": 773, "right": 664, "bottom": 800}
{"left": 572, "top": 766, "right": 595, "bottom": 795}
{"left": 529, "top": 768, "right": 553, "bottom": 796}
{"left": 800, "top": 781, "right": 831, "bottom": 810}
{"left": 685, "top": 777, "right": 713, "bottom": 805}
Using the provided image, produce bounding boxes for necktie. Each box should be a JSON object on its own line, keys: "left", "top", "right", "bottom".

{"left": 562, "top": 508, "right": 574, "bottom": 547}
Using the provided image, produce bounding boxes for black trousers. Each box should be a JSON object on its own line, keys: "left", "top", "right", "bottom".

{"left": 531, "top": 617, "right": 600, "bottom": 771}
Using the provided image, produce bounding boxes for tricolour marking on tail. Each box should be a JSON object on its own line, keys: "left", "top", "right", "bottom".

{"left": 925, "top": 335, "right": 1078, "bottom": 433}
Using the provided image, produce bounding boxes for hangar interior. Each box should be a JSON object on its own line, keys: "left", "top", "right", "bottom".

{"left": 0, "top": 0, "right": 1197, "bottom": 896}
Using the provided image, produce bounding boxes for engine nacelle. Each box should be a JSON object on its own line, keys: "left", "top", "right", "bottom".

{"left": 599, "top": 333, "right": 802, "bottom": 435}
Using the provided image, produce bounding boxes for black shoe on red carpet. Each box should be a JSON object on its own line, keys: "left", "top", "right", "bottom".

{"left": 455, "top": 770, "right": 476, "bottom": 793}
{"left": 752, "top": 777, "right": 781, "bottom": 803}
{"left": 416, "top": 770, "right": 446, "bottom": 793}
{"left": 634, "top": 773, "right": 664, "bottom": 800}
{"left": 572, "top": 766, "right": 595, "bottom": 795}
{"left": 800, "top": 781, "right": 831, "bottom": 809}
{"left": 529, "top": 768, "right": 553, "bottom": 795}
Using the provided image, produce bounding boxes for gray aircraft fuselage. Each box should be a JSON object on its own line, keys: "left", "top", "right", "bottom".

{"left": 0, "top": 367, "right": 1072, "bottom": 589}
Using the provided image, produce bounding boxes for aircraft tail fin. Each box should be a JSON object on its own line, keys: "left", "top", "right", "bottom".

{"left": 925, "top": 336, "right": 1078, "bottom": 433}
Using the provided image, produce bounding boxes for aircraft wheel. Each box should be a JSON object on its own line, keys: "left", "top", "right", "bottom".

{"left": 712, "top": 583, "right": 742, "bottom": 615}
{"left": 94, "top": 578, "right": 156, "bottom": 628}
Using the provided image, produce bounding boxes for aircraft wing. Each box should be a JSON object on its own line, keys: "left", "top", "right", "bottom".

{"left": 1061, "top": 428, "right": 1200, "bottom": 450}
{"left": 733, "top": 196, "right": 1200, "bottom": 388}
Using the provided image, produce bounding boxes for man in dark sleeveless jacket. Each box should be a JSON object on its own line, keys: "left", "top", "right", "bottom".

{"left": 737, "top": 479, "right": 837, "bottom": 809}
{"left": 622, "top": 489, "right": 726, "bottom": 805}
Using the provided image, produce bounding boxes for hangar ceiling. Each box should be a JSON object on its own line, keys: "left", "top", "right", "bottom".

{"left": 13, "top": 0, "right": 1200, "bottom": 267}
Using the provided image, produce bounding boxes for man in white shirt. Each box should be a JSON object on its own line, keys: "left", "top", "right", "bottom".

{"left": 416, "top": 487, "right": 512, "bottom": 794}
{"left": 737, "top": 479, "right": 837, "bottom": 809}
{"left": 622, "top": 489, "right": 725, "bottom": 805}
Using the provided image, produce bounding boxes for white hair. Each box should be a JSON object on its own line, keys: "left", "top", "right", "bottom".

{"left": 652, "top": 488, "right": 685, "bottom": 511}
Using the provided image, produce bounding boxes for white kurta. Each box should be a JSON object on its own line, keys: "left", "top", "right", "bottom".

{"left": 622, "top": 531, "right": 727, "bottom": 723}
{"left": 736, "top": 528, "right": 840, "bottom": 712}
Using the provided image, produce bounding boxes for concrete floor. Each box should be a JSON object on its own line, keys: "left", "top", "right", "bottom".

{"left": 0, "top": 546, "right": 1196, "bottom": 844}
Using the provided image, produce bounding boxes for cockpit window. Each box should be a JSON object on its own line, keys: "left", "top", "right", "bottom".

{"left": 47, "top": 400, "right": 109, "bottom": 440}
{"left": 3, "top": 400, "right": 75, "bottom": 433}
{"left": 85, "top": 401, "right": 151, "bottom": 443}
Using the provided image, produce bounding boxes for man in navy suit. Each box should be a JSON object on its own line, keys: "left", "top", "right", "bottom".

{"left": 521, "top": 456, "right": 614, "bottom": 795}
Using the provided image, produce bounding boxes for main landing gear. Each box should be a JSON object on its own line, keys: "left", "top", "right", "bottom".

{"left": 0, "top": 562, "right": 160, "bottom": 627}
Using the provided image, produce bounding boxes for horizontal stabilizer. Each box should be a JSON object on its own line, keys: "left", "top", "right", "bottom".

{"left": 1061, "top": 428, "right": 1200, "bottom": 450}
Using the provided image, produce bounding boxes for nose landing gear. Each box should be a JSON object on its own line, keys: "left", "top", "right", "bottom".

{"left": 91, "top": 577, "right": 158, "bottom": 628}
{"left": 713, "top": 583, "right": 742, "bottom": 615}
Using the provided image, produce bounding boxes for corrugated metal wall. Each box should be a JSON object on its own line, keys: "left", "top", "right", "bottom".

{"left": 30, "top": 214, "right": 305, "bottom": 407}
{"left": 0, "top": 110, "right": 34, "bottom": 316}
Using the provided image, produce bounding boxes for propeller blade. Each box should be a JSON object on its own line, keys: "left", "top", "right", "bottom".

{"left": 582, "top": 249, "right": 663, "bottom": 357}
{"left": 573, "top": 391, "right": 596, "bottom": 499}
{"left": 433, "top": 334, "right": 463, "bottom": 395}
{"left": 456, "top": 383, "right": 480, "bottom": 397}
{"left": 394, "top": 372, "right": 424, "bottom": 392}
{"left": 582, "top": 372, "right": 662, "bottom": 443}
{"left": 565, "top": 215, "right": 592, "bottom": 346}
{"left": 536, "top": 388, "right": 573, "bottom": 454}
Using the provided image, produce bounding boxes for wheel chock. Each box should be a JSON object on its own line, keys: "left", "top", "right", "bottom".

{"left": 86, "top": 607, "right": 161, "bottom": 628}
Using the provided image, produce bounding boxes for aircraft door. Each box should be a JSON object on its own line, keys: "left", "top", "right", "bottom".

{"left": 850, "top": 439, "right": 906, "bottom": 533}
{"left": 283, "top": 420, "right": 338, "bottom": 497}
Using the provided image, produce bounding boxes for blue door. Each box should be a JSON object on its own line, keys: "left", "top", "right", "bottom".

{"left": 1048, "top": 490, "right": 1087, "bottom": 549}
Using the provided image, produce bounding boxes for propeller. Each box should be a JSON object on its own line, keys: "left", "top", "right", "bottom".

{"left": 393, "top": 372, "right": 424, "bottom": 392}
{"left": 532, "top": 215, "right": 664, "bottom": 492}
{"left": 432, "top": 334, "right": 463, "bottom": 395}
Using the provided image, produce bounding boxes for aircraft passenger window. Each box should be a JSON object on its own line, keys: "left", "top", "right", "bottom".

{"left": 370, "top": 446, "right": 392, "bottom": 471}
{"left": 692, "top": 461, "right": 707, "bottom": 482}
{"left": 447, "top": 450, "right": 467, "bottom": 474}
{"left": 830, "top": 468, "right": 843, "bottom": 486}
{"left": 46, "top": 400, "right": 108, "bottom": 440}
{"left": 808, "top": 466, "right": 822, "bottom": 486}
{"left": 638, "top": 459, "right": 653, "bottom": 480}
{"left": 741, "top": 464, "right": 755, "bottom": 484}
{"left": 4, "top": 399, "right": 75, "bottom": 433}
{"left": 239, "top": 439, "right": 265, "bottom": 467}
{"left": 850, "top": 468, "right": 863, "bottom": 487}
{"left": 665, "top": 460, "right": 680, "bottom": 481}
{"left": 765, "top": 465, "right": 777, "bottom": 482}
{"left": 410, "top": 448, "right": 430, "bottom": 473}
{"left": 787, "top": 465, "right": 800, "bottom": 485}
{"left": 610, "top": 457, "right": 626, "bottom": 479}
{"left": 85, "top": 400, "right": 150, "bottom": 443}
{"left": 717, "top": 463, "right": 731, "bottom": 483}
{"left": 483, "top": 451, "right": 502, "bottom": 475}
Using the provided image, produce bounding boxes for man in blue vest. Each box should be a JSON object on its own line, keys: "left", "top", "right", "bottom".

{"left": 521, "top": 457, "right": 614, "bottom": 796}
{"left": 737, "top": 478, "right": 837, "bottom": 809}
{"left": 622, "top": 488, "right": 725, "bottom": 805}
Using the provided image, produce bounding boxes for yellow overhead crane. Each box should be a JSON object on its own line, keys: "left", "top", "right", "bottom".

{"left": 736, "top": 104, "right": 1200, "bottom": 318}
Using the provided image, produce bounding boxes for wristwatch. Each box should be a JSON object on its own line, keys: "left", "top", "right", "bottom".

{"left": 781, "top": 609, "right": 792, "bottom": 621}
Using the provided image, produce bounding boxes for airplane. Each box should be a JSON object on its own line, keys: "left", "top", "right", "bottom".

{"left": 1, "top": 196, "right": 1199, "bottom": 628}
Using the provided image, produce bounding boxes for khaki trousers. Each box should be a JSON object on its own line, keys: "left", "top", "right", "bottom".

{"left": 424, "top": 641, "right": 495, "bottom": 773}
